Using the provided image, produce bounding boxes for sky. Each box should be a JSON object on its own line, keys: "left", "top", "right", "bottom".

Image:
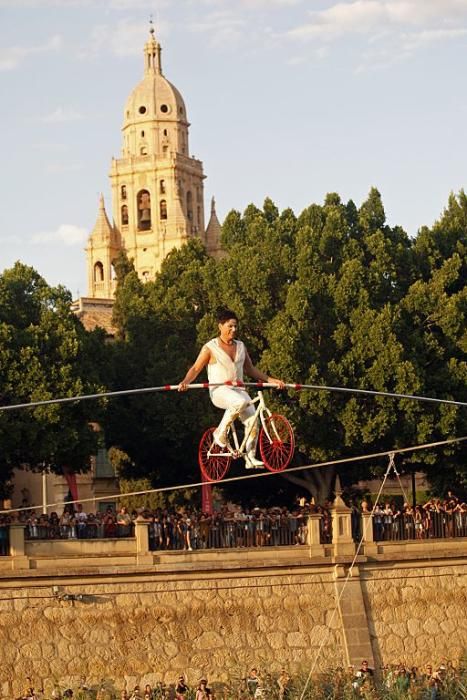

{"left": 1, "top": 0, "right": 466, "bottom": 297}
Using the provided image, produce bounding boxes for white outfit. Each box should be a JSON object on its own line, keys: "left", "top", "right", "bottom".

{"left": 205, "top": 338, "right": 259, "bottom": 462}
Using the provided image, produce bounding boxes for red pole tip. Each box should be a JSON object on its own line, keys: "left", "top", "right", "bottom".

{"left": 203, "top": 382, "right": 209, "bottom": 389}
{"left": 294, "top": 384, "right": 303, "bottom": 390}
{"left": 225, "top": 380, "right": 233, "bottom": 386}
{"left": 164, "top": 385, "right": 171, "bottom": 390}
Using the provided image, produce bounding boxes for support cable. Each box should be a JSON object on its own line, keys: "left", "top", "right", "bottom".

{"left": 0, "top": 436, "right": 465, "bottom": 516}
{"left": 298, "top": 453, "right": 398, "bottom": 700}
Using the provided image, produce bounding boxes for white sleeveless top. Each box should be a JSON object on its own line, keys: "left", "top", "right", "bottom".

{"left": 205, "top": 338, "right": 246, "bottom": 394}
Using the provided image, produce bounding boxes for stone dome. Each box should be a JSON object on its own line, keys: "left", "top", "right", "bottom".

{"left": 122, "top": 33, "right": 187, "bottom": 129}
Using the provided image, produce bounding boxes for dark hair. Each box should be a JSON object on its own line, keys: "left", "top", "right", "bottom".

{"left": 216, "top": 306, "right": 238, "bottom": 323}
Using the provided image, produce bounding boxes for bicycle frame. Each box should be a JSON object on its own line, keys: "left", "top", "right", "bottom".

{"left": 207, "top": 391, "right": 272, "bottom": 459}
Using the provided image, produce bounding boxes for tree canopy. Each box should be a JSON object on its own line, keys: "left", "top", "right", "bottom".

{"left": 0, "top": 263, "right": 105, "bottom": 492}
{"left": 100, "top": 189, "right": 467, "bottom": 503}
{"left": 0, "top": 189, "right": 465, "bottom": 504}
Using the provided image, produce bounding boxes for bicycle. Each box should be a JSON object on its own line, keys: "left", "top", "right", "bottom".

{"left": 198, "top": 388, "right": 295, "bottom": 482}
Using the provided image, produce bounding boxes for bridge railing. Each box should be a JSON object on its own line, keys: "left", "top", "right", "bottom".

{"left": 369, "top": 511, "right": 467, "bottom": 542}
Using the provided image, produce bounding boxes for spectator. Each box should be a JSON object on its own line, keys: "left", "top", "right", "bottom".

{"left": 195, "top": 679, "right": 211, "bottom": 700}
{"left": 246, "top": 668, "right": 260, "bottom": 697}
{"left": 75, "top": 503, "right": 88, "bottom": 539}
{"left": 175, "top": 675, "right": 188, "bottom": 700}
{"left": 117, "top": 506, "right": 132, "bottom": 537}
{"left": 277, "top": 669, "right": 290, "bottom": 700}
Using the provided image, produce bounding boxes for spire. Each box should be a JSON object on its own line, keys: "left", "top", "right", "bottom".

{"left": 144, "top": 18, "right": 162, "bottom": 75}
{"left": 205, "top": 196, "right": 222, "bottom": 257}
{"left": 89, "top": 194, "right": 115, "bottom": 243}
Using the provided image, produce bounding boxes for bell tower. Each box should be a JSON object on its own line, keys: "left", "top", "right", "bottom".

{"left": 111, "top": 23, "right": 207, "bottom": 284}
{"left": 85, "top": 22, "right": 220, "bottom": 301}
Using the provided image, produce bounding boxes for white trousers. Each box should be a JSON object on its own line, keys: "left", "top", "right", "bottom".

{"left": 211, "top": 386, "right": 258, "bottom": 454}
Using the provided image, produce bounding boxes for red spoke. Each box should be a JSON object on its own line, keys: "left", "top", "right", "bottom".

{"left": 259, "top": 415, "right": 295, "bottom": 472}
{"left": 198, "top": 427, "right": 231, "bottom": 482}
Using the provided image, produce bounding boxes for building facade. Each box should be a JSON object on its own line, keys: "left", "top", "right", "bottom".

{"left": 86, "top": 24, "right": 222, "bottom": 301}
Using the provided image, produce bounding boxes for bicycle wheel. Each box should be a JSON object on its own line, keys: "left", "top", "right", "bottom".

{"left": 259, "top": 414, "right": 295, "bottom": 472}
{"left": 198, "top": 427, "right": 232, "bottom": 482}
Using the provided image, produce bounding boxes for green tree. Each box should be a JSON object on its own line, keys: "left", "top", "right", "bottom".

{"left": 103, "top": 240, "right": 217, "bottom": 490}
{"left": 0, "top": 263, "right": 105, "bottom": 488}
{"left": 102, "top": 190, "right": 467, "bottom": 504}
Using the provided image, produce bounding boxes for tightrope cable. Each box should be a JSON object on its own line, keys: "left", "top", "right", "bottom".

{"left": 0, "top": 382, "right": 465, "bottom": 412}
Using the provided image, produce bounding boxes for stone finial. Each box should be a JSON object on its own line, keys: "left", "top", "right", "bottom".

{"left": 333, "top": 473, "right": 350, "bottom": 512}
{"left": 335, "top": 473, "right": 342, "bottom": 497}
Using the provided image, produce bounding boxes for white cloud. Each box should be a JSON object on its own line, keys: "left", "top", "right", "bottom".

{"left": 282, "top": 0, "right": 467, "bottom": 71}
{"left": 400, "top": 26, "right": 467, "bottom": 51}
{"left": 0, "top": 34, "right": 62, "bottom": 71}
{"left": 191, "top": 0, "right": 302, "bottom": 6}
{"left": 107, "top": 0, "right": 169, "bottom": 8}
{"left": 0, "top": 234, "right": 22, "bottom": 243}
{"left": 0, "top": 0, "right": 160, "bottom": 5}
{"left": 189, "top": 10, "right": 246, "bottom": 47}
{"left": 44, "top": 162, "right": 83, "bottom": 174}
{"left": 287, "top": 0, "right": 467, "bottom": 42}
{"left": 31, "top": 224, "right": 88, "bottom": 246}
{"left": 80, "top": 18, "right": 169, "bottom": 58}
{"left": 32, "top": 142, "right": 69, "bottom": 151}
{"left": 41, "top": 107, "right": 84, "bottom": 123}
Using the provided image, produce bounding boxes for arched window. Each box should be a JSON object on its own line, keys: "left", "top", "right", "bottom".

{"left": 160, "top": 199, "right": 167, "bottom": 220}
{"left": 94, "top": 261, "right": 104, "bottom": 282}
{"left": 121, "top": 205, "right": 129, "bottom": 226}
{"left": 137, "top": 190, "right": 151, "bottom": 231}
{"left": 186, "top": 191, "right": 193, "bottom": 221}
{"left": 160, "top": 179, "right": 166, "bottom": 194}
{"left": 121, "top": 185, "right": 127, "bottom": 200}
{"left": 140, "top": 146, "right": 148, "bottom": 156}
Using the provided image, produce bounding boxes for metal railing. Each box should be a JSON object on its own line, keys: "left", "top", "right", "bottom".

{"left": 24, "top": 522, "right": 134, "bottom": 541}
{"left": 370, "top": 511, "right": 467, "bottom": 542}
{"left": 148, "top": 517, "right": 310, "bottom": 550}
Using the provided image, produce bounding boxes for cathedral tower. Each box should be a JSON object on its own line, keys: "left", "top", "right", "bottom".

{"left": 86, "top": 24, "right": 218, "bottom": 299}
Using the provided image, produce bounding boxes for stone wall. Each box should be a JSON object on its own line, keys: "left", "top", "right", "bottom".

{"left": 0, "top": 566, "right": 345, "bottom": 698}
{"left": 0, "top": 546, "right": 466, "bottom": 698}
{"left": 362, "top": 559, "right": 467, "bottom": 667}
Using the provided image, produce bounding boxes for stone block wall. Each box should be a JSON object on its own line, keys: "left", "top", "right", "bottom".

{"left": 0, "top": 552, "right": 466, "bottom": 698}
{"left": 361, "top": 560, "right": 467, "bottom": 667}
{"left": 0, "top": 568, "right": 345, "bottom": 698}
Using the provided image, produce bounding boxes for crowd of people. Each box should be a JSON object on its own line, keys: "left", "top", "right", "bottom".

{"left": 14, "top": 659, "right": 465, "bottom": 699}
{"left": 359, "top": 491, "right": 467, "bottom": 542}
{"left": 15, "top": 503, "right": 320, "bottom": 549}
{"left": 0, "top": 490, "right": 465, "bottom": 556}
